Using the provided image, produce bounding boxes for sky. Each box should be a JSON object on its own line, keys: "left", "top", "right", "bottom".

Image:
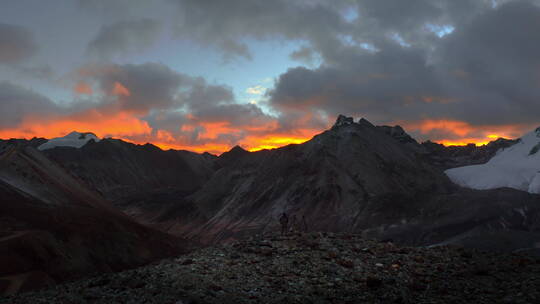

{"left": 1, "top": 0, "right": 539, "bottom": 154}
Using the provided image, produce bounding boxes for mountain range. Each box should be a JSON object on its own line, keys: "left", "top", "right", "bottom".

{"left": 1, "top": 114, "right": 539, "bottom": 294}
{"left": 0, "top": 140, "right": 191, "bottom": 295}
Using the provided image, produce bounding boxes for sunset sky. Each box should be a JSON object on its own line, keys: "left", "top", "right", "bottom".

{"left": 1, "top": 0, "right": 539, "bottom": 154}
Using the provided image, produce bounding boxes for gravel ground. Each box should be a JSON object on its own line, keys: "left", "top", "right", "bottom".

{"left": 2, "top": 232, "right": 540, "bottom": 304}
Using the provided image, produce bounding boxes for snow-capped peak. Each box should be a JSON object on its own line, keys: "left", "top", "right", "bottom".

{"left": 445, "top": 126, "right": 540, "bottom": 194}
{"left": 38, "top": 131, "right": 100, "bottom": 151}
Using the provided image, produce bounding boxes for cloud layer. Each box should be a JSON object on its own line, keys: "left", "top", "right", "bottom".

{"left": 0, "top": 23, "right": 37, "bottom": 64}
{"left": 87, "top": 19, "right": 162, "bottom": 58}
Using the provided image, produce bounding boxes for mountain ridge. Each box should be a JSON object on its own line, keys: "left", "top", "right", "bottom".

{"left": 0, "top": 141, "right": 192, "bottom": 295}
{"left": 37, "top": 115, "right": 538, "bottom": 252}
{"left": 4, "top": 115, "right": 540, "bottom": 254}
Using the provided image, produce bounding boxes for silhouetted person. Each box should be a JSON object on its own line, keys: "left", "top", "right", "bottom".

{"left": 279, "top": 212, "right": 288, "bottom": 236}
{"left": 302, "top": 215, "right": 308, "bottom": 232}
{"left": 290, "top": 215, "right": 297, "bottom": 233}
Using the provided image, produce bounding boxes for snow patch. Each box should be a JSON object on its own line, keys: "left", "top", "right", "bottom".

{"left": 445, "top": 127, "right": 540, "bottom": 194}
{"left": 38, "top": 132, "right": 100, "bottom": 151}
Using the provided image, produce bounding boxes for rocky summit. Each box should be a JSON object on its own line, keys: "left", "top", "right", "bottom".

{"left": 3, "top": 232, "right": 539, "bottom": 304}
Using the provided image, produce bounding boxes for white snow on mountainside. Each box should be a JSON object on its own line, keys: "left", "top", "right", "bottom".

{"left": 38, "top": 131, "right": 100, "bottom": 151}
{"left": 445, "top": 127, "right": 540, "bottom": 194}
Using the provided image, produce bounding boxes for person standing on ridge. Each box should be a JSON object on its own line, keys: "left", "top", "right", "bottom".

{"left": 279, "top": 212, "right": 289, "bottom": 236}
{"left": 290, "top": 214, "right": 297, "bottom": 233}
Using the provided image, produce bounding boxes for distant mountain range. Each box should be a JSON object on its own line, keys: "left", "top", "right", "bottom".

{"left": 0, "top": 140, "right": 191, "bottom": 295}
{"left": 1, "top": 115, "right": 539, "bottom": 294}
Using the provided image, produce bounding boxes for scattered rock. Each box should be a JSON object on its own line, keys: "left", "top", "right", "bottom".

{"left": 3, "top": 232, "right": 539, "bottom": 304}
{"left": 407, "top": 279, "right": 427, "bottom": 292}
{"left": 336, "top": 259, "right": 354, "bottom": 269}
{"left": 366, "top": 276, "right": 383, "bottom": 289}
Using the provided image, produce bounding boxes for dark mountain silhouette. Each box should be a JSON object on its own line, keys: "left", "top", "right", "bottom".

{"left": 39, "top": 116, "right": 540, "bottom": 255}
{"left": 42, "top": 138, "right": 216, "bottom": 201}
{"left": 39, "top": 138, "right": 217, "bottom": 227}
{"left": 0, "top": 141, "right": 191, "bottom": 295}
{"left": 376, "top": 124, "right": 520, "bottom": 169}
{"left": 420, "top": 138, "right": 519, "bottom": 169}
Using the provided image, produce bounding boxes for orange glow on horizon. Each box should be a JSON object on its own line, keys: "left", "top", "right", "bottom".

{"left": 413, "top": 119, "right": 473, "bottom": 137}
{"left": 437, "top": 140, "right": 490, "bottom": 147}
{"left": 400, "top": 118, "right": 527, "bottom": 147}
{"left": 0, "top": 112, "right": 152, "bottom": 141}
{"left": 246, "top": 136, "right": 312, "bottom": 152}
{"left": 148, "top": 126, "right": 318, "bottom": 154}
{"left": 437, "top": 133, "right": 504, "bottom": 147}
{"left": 0, "top": 112, "right": 531, "bottom": 155}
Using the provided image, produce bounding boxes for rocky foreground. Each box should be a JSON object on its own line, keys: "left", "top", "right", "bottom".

{"left": 2, "top": 232, "right": 540, "bottom": 304}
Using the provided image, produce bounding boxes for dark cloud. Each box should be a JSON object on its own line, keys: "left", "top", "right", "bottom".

{"left": 0, "top": 82, "right": 59, "bottom": 128}
{"left": 182, "top": 76, "right": 235, "bottom": 110}
{"left": 15, "top": 65, "right": 55, "bottom": 80}
{"left": 267, "top": 0, "right": 540, "bottom": 139}
{"left": 433, "top": 0, "right": 540, "bottom": 126}
{"left": 0, "top": 23, "right": 37, "bottom": 64}
{"left": 80, "top": 0, "right": 536, "bottom": 142}
{"left": 77, "top": 62, "right": 273, "bottom": 141}
{"left": 171, "top": 0, "right": 350, "bottom": 60}
{"left": 167, "top": 0, "right": 540, "bottom": 139}
{"left": 289, "top": 46, "right": 316, "bottom": 65}
{"left": 168, "top": 0, "right": 496, "bottom": 63}
{"left": 2, "top": 0, "right": 539, "bottom": 150}
{"left": 87, "top": 18, "right": 162, "bottom": 58}
{"left": 83, "top": 62, "right": 184, "bottom": 113}
{"left": 269, "top": 45, "right": 444, "bottom": 123}
{"left": 77, "top": 0, "right": 158, "bottom": 18}
{"left": 192, "top": 103, "right": 268, "bottom": 126}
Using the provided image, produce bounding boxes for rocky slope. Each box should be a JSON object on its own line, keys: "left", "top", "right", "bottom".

{"left": 0, "top": 142, "right": 191, "bottom": 295}
{"left": 160, "top": 116, "right": 453, "bottom": 243}
{"left": 148, "top": 117, "right": 540, "bottom": 254}
{"left": 3, "top": 232, "right": 539, "bottom": 304}
{"left": 41, "top": 138, "right": 217, "bottom": 227}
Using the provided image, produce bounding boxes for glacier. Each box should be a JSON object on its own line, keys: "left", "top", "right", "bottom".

{"left": 445, "top": 127, "right": 540, "bottom": 194}
{"left": 38, "top": 131, "right": 100, "bottom": 151}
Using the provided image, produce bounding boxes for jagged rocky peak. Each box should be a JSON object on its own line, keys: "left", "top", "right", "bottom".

{"left": 217, "top": 145, "right": 250, "bottom": 167}
{"left": 535, "top": 126, "right": 540, "bottom": 137}
{"left": 332, "top": 115, "right": 376, "bottom": 130}
{"left": 229, "top": 145, "right": 248, "bottom": 153}
{"left": 333, "top": 114, "right": 354, "bottom": 128}
{"left": 358, "top": 117, "right": 374, "bottom": 127}
{"left": 378, "top": 125, "right": 406, "bottom": 137}
{"left": 221, "top": 145, "right": 249, "bottom": 158}
{"left": 377, "top": 125, "right": 418, "bottom": 145}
